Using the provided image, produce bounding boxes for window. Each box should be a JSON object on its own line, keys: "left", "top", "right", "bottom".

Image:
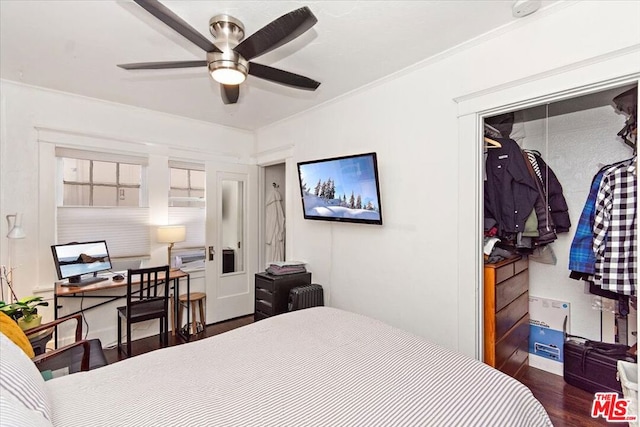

{"left": 169, "top": 162, "right": 205, "bottom": 265}
{"left": 55, "top": 148, "right": 150, "bottom": 261}
{"left": 169, "top": 166, "right": 205, "bottom": 208}
{"left": 62, "top": 158, "right": 141, "bottom": 207}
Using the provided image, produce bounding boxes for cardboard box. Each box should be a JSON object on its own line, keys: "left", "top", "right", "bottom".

{"left": 529, "top": 296, "right": 570, "bottom": 376}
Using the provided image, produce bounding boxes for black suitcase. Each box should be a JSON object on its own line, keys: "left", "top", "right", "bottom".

{"left": 288, "top": 284, "right": 324, "bottom": 311}
{"left": 563, "top": 338, "right": 635, "bottom": 394}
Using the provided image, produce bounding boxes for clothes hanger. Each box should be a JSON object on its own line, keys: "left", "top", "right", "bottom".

{"left": 484, "top": 137, "right": 502, "bottom": 149}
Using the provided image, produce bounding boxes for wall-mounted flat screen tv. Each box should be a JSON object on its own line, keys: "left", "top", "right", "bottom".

{"left": 297, "top": 152, "right": 383, "bottom": 225}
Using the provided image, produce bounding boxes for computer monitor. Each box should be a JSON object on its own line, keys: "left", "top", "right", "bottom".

{"left": 51, "top": 240, "right": 112, "bottom": 286}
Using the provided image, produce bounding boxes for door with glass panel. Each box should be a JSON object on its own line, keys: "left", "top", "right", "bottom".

{"left": 205, "top": 161, "right": 257, "bottom": 322}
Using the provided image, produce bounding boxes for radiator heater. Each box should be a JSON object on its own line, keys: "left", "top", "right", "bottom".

{"left": 288, "top": 284, "right": 324, "bottom": 311}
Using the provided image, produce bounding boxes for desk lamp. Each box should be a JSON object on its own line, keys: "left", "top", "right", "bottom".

{"left": 157, "top": 225, "right": 186, "bottom": 270}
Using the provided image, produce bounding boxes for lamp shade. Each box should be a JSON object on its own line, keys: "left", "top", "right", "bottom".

{"left": 157, "top": 225, "right": 186, "bottom": 244}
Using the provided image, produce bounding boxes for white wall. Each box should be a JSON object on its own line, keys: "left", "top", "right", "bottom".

{"left": 256, "top": 1, "right": 640, "bottom": 356}
{"left": 0, "top": 81, "right": 253, "bottom": 346}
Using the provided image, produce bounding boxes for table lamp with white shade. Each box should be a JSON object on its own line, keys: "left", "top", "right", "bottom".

{"left": 157, "top": 225, "right": 186, "bottom": 270}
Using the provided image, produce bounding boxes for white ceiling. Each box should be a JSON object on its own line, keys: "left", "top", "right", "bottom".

{"left": 0, "top": 1, "right": 553, "bottom": 131}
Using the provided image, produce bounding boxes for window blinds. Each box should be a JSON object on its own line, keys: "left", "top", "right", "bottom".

{"left": 168, "top": 207, "right": 205, "bottom": 250}
{"left": 57, "top": 207, "right": 150, "bottom": 258}
{"left": 55, "top": 147, "right": 148, "bottom": 166}
{"left": 168, "top": 160, "right": 204, "bottom": 171}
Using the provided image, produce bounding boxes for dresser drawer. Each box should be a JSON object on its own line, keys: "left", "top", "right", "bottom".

{"left": 254, "top": 310, "right": 270, "bottom": 321}
{"left": 255, "top": 275, "right": 276, "bottom": 292}
{"left": 495, "top": 314, "right": 529, "bottom": 369}
{"left": 254, "top": 272, "right": 312, "bottom": 318}
{"left": 495, "top": 259, "right": 525, "bottom": 283}
{"left": 514, "top": 257, "right": 528, "bottom": 275}
{"left": 495, "top": 292, "right": 528, "bottom": 339}
{"left": 255, "top": 287, "right": 274, "bottom": 303}
{"left": 255, "top": 299, "right": 274, "bottom": 315}
{"left": 495, "top": 269, "right": 528, "bottom": 312}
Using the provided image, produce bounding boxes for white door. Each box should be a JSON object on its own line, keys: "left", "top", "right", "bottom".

{"left": 205, "top": 161, "right": 257, "bottom": 322}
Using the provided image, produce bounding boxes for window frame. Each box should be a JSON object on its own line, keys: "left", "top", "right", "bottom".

{"left": 61, "top": 159, "right": 143, "bottom": 207}
{"left": 54, "top": 147, "right": 151, "bottom": 260}
{"left": 169, "top": 161, "right": 205, "bottom": 207}
{"left": 168, "top": 161, "right": 206, "bottom": 257}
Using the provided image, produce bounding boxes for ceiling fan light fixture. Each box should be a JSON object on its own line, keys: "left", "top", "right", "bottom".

{"left": 210, "top": 64, "right": 247, "bottom": 85}
{"left": 207, "top": 51, "right": 248, "bottom": 85}
{"left": 122, "top": 2, "right": 320, "bottom": 104}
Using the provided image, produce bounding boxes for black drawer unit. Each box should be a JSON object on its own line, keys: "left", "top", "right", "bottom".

{"left": 254, "top": 272, "right": 311, "bottom": 321}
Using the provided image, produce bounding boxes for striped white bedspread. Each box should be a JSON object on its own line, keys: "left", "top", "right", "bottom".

{"left": 47, "top": 307, "right": 553, "bottom": 426}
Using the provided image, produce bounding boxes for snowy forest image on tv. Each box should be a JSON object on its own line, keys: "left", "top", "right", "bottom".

{"left": 297, "top": 153, "right": 382, "bottom": 224}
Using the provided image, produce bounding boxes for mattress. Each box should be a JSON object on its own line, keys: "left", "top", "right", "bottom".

{"left": 46, "top": 307, "right": 552, "bottom": 426}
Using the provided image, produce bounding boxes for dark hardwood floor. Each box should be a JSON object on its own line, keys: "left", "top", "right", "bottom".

{"left": 104, "top": 316, "right": 611, "bottom": 427}
{"left": 103, "top": 315, "right": 254, "bottom": 364}
{"left": 515, "top": 365, "right": 613, "bottom": 427}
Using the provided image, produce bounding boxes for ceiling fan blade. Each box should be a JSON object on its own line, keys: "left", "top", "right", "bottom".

{"left": 221, "top": 84, "right": 240, "bottom": 104}
{"left": 118, "top": 60, "right": 207, "bottom": 70}
{"left": 133, "top": 0, "right": 221, "bottom": 53}
{"left": 233, "top": 7, "right": 317, "bottom": 61}
{"left": 248, "top": 62, "right": 320, "bottom": 90}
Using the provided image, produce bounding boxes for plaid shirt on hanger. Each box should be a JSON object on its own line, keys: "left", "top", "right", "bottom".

{"left": 593, "top": 158, "right": 637, "bottom": 295}
{"left": 569, "top": 159, "right": 633, "bottom": 276}
{"left": 569, "top": 168, "right": 608, "bottom": 276}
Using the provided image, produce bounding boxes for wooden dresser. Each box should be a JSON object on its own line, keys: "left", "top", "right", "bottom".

{"left": 484, "top": 256, "right": 529, "bottom": 377}
{"left": 254, "top": 272, "right": 312, "bottom": 321}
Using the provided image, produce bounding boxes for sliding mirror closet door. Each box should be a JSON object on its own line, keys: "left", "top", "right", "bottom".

{"left": 206, "top": 161, "right": 258, "bottom": 322}
{"left": 482, "top": 84, "right": 637, "bottom": 376}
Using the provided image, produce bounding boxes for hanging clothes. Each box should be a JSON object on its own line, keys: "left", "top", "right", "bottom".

{"left": 265, "top": 186, "right": 285, "bottom": 263}
{"left": 484, "top": 137, "right": 539, "bottom": 237}
{"left": 593, "top": 157, "right": 637, "bottom": 296}
{"left": 569, "top": 157, "right": 637, "bottom": 296}
{"left": 521, "top": 150, "right": 557, "bottom": 246}
{"left": 568, "top": 158, "right": 632, "bottom": 278}
{"left": 523, "top": 150, "right": 571, "bottom": 233}
{"left": 485, "top": 138, "right": 570, "bottom": 253}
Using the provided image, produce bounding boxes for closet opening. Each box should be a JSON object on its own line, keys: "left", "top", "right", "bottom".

{"left": 482, "top": 83, "right": 637, "bottom": 378}
{"left": 262, "top": 162, "right": 287, "bottom": 268}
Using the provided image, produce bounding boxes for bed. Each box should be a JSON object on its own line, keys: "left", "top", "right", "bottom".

{"left": 1, "top": 307, "right": 553, "bottom": 426}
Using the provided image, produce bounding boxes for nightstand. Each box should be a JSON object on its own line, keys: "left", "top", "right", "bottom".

{"left": 254, "top": 272, "right": 311, "bottom": 321}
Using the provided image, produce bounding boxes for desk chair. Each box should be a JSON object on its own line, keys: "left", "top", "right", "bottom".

{"left": 117, "top": 265, "right": 170, "bottom": 357}
{"left": 23, "top": 314, "right": 107, "bottom": 374}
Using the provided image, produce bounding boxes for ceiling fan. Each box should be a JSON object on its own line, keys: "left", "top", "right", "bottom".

{"left": 118, "top": 0, "right": 321, "bottom": 105}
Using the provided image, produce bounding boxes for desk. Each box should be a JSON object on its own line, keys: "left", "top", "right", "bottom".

{"left": 54, "top": 270, "right": 191, "bottom": 347}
